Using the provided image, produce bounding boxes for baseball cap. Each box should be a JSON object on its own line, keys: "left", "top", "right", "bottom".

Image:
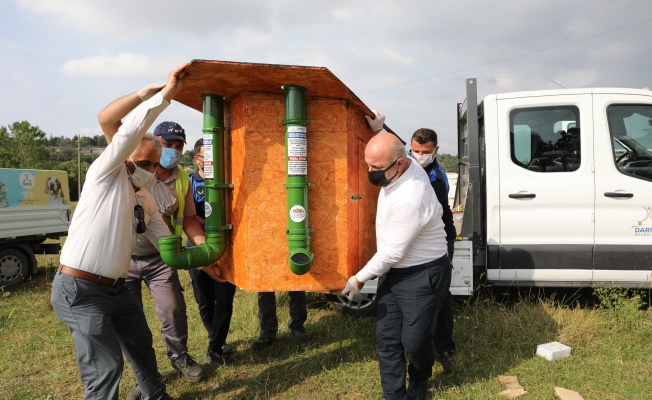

{"left": 154, "top": 121, "right": 186, "bottom": 143}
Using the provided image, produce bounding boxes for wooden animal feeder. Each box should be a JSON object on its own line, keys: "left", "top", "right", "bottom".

{"left": 172, "top": 59, "right": 394, "bottom": 292}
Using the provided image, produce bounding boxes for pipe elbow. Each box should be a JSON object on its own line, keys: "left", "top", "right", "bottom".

{"left": 288, "top": 248, "right": 313, "bottom": 275}
{"left": 158, "top": 234, "right": 226, "bottom": 270}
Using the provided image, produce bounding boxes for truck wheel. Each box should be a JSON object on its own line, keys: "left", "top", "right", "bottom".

{"left": 0, "top": 248, "right": 30, "bottom": 287}
{"left": 326, "top": 292, "right": 378, "bottom": 317}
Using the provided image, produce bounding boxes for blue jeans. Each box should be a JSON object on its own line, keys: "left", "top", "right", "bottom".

{"left": 375, "top": 256, "right": 452, "bottom": 399}
{"left": 51, "top": 272, "right": 169, "bottom": 400}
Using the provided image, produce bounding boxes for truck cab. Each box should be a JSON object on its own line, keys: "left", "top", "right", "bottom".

{"left": 459, "top": 79, "right": 652, "bottom": 288}
{"left": 331, "top": 79, "right": 652, "bottom": 316}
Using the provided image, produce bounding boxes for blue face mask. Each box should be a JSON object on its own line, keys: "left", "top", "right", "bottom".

{"left": 159, "top": 147, "right": 182, "bottom": 169}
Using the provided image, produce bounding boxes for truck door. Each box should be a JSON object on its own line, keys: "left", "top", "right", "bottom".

{"left": 593, "top": 95, "right": 652, "bottom": 285}
{"left": 495, "top": 94, "right": 594, "bottom": 284}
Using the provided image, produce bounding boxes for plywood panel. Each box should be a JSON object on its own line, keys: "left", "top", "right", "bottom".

{"left": 206, "top": 89, "right": 380, "bottom": 292}
{"left": 349, "top": 107, "right": 380, "bottom": 270}
{"left": 178, "top": 60, "right": 399, "bottom": 292}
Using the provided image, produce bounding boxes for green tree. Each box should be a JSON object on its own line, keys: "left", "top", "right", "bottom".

{"left": 96, "top": 135, "right": 107, "bottom": 147}
{"left": 56, "top": 159, "right": 92, "bottom": 201}
{"left": 79, "top": 136, "right": 92, "bottom": 148}
{"left": 0, "top": 121, "right": 53, "bottom": 169}
{"left": 58, "top": 136, "right": 74, "bottom": 148}
{"left": 179, "top": 149, "right": 195, "bottom": 168}
{"left": 52, "top": 147, "right": 77, "bottom": 163}
{"left": 438, "top": 153, "right": 459, "bottom": 173}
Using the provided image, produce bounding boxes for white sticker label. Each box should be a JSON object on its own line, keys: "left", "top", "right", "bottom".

{"left": 288, "top": 126, "right": 307, "bottom": 133}
{"left": 205, "top": 202, "right": 212, "bottom": 218}
{"left": 287, "top": 126, "right": 307, "bottom": 176}
{"left": 203, "top": 134, "right": 214, "bottom": 180}
{"left": 289, "top": 205, "right": 306, "bottom": 222}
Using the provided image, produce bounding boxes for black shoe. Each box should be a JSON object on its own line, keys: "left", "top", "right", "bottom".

{"left": 126, "top": 385, "right": 141, "bottom": 400}
{"left": 406, "top": 379, "right": 428, "bottom": 400}
{"left": 205, "top": 350, "right": 235, "bottom": 366}
{"left": 250, "top": 336, "right": 275, "bottom": 351}
{"left": 171, "top": 354, "right": 205, "bottom": 382}
{"left": 222, "top": 344, "right": 234, "bottom": 356}
{"left": 440, "top": 352, "right": 455, "bottom": 374}
{"left": 291, "top": 328, "right": 310, "bottom": 342}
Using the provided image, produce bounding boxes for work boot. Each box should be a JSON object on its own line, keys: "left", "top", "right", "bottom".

{"left": 126, "top": 385, "right": 141, "bottom": 400}
{"left": 440, "top": 352, "right": 455, "bottom": 374}
{"left": 250, "top": 336, "right": 275, "bottom": 351}
{"left": 170, "top": 353, "right": 204, "bottom": 382}
{"left": 291, "top": 328, "right": 310, "bottom": 343}
{"left": 406, "top": 379, "right": 428, "bottom": 400}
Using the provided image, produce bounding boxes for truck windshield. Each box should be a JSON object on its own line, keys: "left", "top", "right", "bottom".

{"left": 608, "top": 104, "right": 652, "bottom": 180}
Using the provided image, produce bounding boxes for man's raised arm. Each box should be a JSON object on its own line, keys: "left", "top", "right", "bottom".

{"left": 97, "top": 63, "right": 189, "bottom": 144}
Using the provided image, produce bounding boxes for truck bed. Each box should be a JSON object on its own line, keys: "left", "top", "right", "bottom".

{"left": 0, "top": 206, "right": 71, "bottom": 241}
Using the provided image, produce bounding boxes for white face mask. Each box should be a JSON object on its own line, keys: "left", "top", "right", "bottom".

{"left": 128, "top": 158, "right": 155, "bottom": 188}
{"left": 411, "top": 152, "right": 435, "bottom": 167}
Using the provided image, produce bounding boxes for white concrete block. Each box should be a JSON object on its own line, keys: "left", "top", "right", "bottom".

{"left": 536, "top": 341, "right": 571, "bottom": 361}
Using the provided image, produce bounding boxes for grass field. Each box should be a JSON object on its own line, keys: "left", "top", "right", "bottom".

{"left": 2, "top": 251, "right": 652, "bottom": 399}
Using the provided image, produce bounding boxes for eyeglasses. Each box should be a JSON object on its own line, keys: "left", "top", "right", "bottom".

{"left": 134, "top": 204, "right": 146, "bottom": 234}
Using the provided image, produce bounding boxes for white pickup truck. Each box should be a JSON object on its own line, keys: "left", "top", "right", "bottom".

{"left": 330, "top": 78, "right": 652, "bottom": 315}
{"left": 0, "top": 168, "right": 72, "bottom": 286}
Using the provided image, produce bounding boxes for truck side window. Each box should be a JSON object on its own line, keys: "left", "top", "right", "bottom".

{"left": 608, "top": 104, "right": 652, "bottom": 181}
{"left": 509, "top": 106, "right": 581, "bottom": 173}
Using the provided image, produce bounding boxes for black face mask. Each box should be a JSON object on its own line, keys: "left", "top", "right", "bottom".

{"left": 368, "top": 158, "right": 399, "bottom": 187}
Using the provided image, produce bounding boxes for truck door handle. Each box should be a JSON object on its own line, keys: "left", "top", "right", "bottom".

{"left": 509, "top": 193, "right": 536, "bottom": 199}
{"left": 604, "top": 192, "right": 633, "bottom": 198}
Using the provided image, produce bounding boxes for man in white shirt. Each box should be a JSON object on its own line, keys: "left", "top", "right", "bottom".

{"left": 126, "top": 121, "right": 207, "bottom": 383}
{"left": 342, "top": 132, "right": 452, "bottom": 400}
{"left": 51, "top": 64, "right": 188, "bottom": 400}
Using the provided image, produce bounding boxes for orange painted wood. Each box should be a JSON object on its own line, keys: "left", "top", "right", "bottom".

{"left": 175, "top": 60, "right": 387, "bottom": 292}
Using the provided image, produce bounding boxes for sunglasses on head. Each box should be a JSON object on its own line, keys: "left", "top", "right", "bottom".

{"left": 134, "top": 204, "right": 146, "bottom": 234}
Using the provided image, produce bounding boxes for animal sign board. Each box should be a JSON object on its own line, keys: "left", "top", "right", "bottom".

{"left": 0, "top": 169, "right": 70, "bottom": 208}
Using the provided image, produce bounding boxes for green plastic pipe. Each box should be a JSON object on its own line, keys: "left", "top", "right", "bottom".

{"left": 159, "top": 94, "right": 232, "bottom": 269}
{"left": 282, "top": 85, "right": 314, "bottom": 275}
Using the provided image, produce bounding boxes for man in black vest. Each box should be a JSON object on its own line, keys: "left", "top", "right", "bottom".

{"left": 410, "top": 128, "right": 457, "bottom": 374}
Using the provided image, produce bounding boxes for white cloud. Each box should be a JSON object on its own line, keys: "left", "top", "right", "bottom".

{"left": 7, "top": 0, "right": 652, "bottom": 152}
{"left": 16, "top": 0, "right": 277, "bottom": 39}
{"left": 381, "top": 49, "right": 416, "bottom": 68}
{"left": 16, "top": 0, "right": 114, "bottom": 33}
{"left": 60, "top": 53, "right": 186, "bottom": 77}
{"left": 552, "top": 69, "right": 601, "bottom": 89}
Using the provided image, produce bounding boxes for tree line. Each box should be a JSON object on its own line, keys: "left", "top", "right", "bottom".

{"left": 0, "top": 121, "right": 198, "bottom": 201}
{"left": 1, "top": 121, "right": 459, "bottom": 201}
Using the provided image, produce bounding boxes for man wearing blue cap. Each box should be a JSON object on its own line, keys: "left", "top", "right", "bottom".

{"left": 126, "top": 121, "right": 210, "bottom": 384}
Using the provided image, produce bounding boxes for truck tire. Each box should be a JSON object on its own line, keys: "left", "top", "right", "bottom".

{"left": 0, "top": 248, "right": 30, "bottom": 287}
{"left": 326, "top": 292, "right": 378, "bottom": 317}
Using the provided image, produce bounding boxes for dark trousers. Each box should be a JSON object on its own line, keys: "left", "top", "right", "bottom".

{"left": 257, "top": 291, "right": 307, "bottom": 338}
{"left": 51, "top": 273, "right": 169, "bottom": 400}
{"left": 376, "top": 256, "right": 452, "bottom": 400}
{"left": 433, "top": 292, "right": 456, "bottom": 356}
{"left": 189, "top": 268, "right": 236, "bottom": 354}
{"left": 433, "top": 252, "right": 456, "bottom": 356}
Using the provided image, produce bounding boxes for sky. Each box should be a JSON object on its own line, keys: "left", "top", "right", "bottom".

{"left": 2, "top": 1, "right": 652, "bottom": 155}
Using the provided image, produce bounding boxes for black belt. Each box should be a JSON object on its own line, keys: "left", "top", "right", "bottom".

{"left": 57, "top": 265, "right": 124, "bottom": 287}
